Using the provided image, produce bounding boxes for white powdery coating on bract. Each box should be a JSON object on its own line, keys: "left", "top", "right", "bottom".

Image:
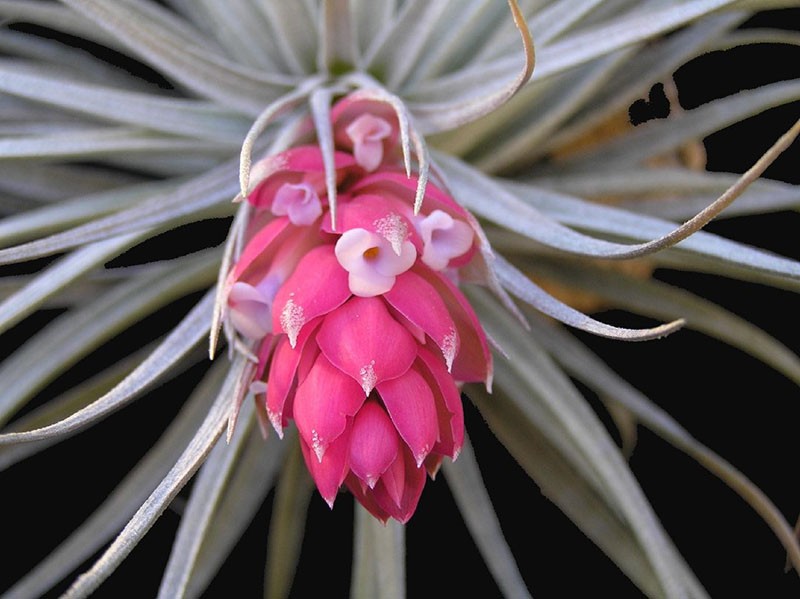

{"left": 267, "top": 408, "right": 285, "bottom": 439}
{"left": 374, "top": 212, "right": 408, "bottom": 256}
{"left": 280, "top": 296, "right": 305, "bottom": 348}
{"left": 311, "top": 429, "right": 324, "bottom": 462}
{"left": 360, "top": 360, "right": 377, "bottom": 395}
{"left": 442, "top": 328, "right": 458, "bottom": 372}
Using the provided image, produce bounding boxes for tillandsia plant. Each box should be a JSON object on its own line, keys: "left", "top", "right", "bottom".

{"left": 1, "top": 1, "right": 799, "bottom": 597}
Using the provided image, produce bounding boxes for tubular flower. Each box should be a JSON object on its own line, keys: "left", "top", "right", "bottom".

{"left": 224, "top": 96, "right": 490, "bottom": 522}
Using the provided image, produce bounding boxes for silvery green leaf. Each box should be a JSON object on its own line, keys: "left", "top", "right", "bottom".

{"left": 157, "top": 401, "right": 270, "bottom": 598}
{"left": 442, "top": 435, "right": 532, "bottom": 599}
{"left": 1, "top": 359, "right": 221, "bottom": 599}
{"left": 0, "top": 63, "right": 250, "bottom": 141}
{"left": 400, "top": 0, "right": 509, "bottom": 85}
{"left": 319, "top": 0, "right": 359, "bottom": 73}
{"left": 0, "top": 0, "right": 119, "bottom": 48}
{"left": 256, "top": 0, "right": 317, "bottom": 75}
{"left": 470, "top": 289, "right": 707, "bottom": 598}
{"left": 539, "top": 12, "right": 744, "bottom": 157}
{"left": 508, "top": 179, "right": 800, "bottom": 285}
{"left": 550, "top": 80, "right": 800, "bottom": 173}
{"left": 535, "top": 167, "right": 800, "bottom": 220}
{"left": 351, "top": 505, "right": 406, "bottom": 599}
{"left": 474, "top": 50, "right": 629, "bottom": 173}
{"left": 532, "top": 0, "right": 739, "bottom": 82}
{"left": 0, "top": 162, "right": 140, "bottom": 204}
{"left": 0, "top": 346, "right": 150, "bottom": 472}
{"left": 58, "top": 0, "right": 300, "bottom": 115}
{"left": 0, "top": 179, "right": 175, "bottom": 247}
{"left": 439, "top": 150, "right": 784, "bottom": 265}
{"left": 362, "top": 0, "right": 452, "bottom": 90}
{"left": 192, "top": 0, "right": 285, "bottom": 71}
{"left": 0, "top": 127, "right": 234, "bottom": 161}
{"left": 59, "top": 356, "right": 245, "bottom": 599}
{"left": 0, "top": 255, "right": 217, "bottom": 427}
{"left": 400, "top": 1, "right": 535, "bottom": 133}
{"left": 0, "top": 233, "right": 141, "bottom": 335}
{"left": 494, "top": 254, "right": 684, "bottom": 340}
{"left": 710, "top": 27, "right": 800, "bottom": 51}
{"left": 529, "top": 313, "right": 800, "bottom": 574}
{"left": 0, "top": 162, "right": 238, "bottom": 265}
{"left": 185, "top": 415, "right": 285, "bottom": 598}
{"left": 0, "top": 30, "right": 153, "bottom": 89}
{"left": 466, "top": 382, "right": 664, "bottom": 598}
{"left": 264, "top": 433, "right": 315, "bottom": 599}
{"left": 532, "top": 257, "right": 800, "bottom": 385}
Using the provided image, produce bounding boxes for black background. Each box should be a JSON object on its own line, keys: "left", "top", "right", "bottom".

{"left": 2, "top": 7, "right": 800, "bottom": 599}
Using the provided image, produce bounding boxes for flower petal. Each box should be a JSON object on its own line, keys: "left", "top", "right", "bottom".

{"left": 349, "top": 400, "right": 400, "bottom": 488}
{"left": 383, "top": 270, "right": 459, "bottom": 371}
{"left": 335, "top": 228, "right": 416, "bottom": 297}
{"left": 377, "top": 367, "right": 438, "bottom": 467}
{"left": 265, "top": 319, "right": 321, "bottom": 437}
{"left": 414, "top": 264, "right": 492, "bottom": 385}
{"left": 300, "top": 426, "right": 352, "bottom": 509}
{"left": 316, "top": 296, "right": 417, "bottom": 395}
{"left": 373, "top": 448, "right": 426, "bottom": 523}
{"left": 272, "top": 244, "right": 351, "bottom": 347}
{"left": 416, "top": 346, "right": 464, "bottom": 459}
{"left": 293, "top": 353, "right": 366, "bottom": 462}
{"left": 247, "top": 145, "right": 357, "bottom": 209}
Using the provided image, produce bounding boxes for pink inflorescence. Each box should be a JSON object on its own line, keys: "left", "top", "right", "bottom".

{"left": 225, "top": 93, "right": 492, "bottom": 523}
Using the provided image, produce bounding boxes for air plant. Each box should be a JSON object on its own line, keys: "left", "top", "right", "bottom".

{"left": 1, "top": 1, "right": 799, "bottom": 597}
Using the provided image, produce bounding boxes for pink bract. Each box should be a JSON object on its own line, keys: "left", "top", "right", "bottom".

{"left": 225, "top": 91, "right": 493, "bottom": 522}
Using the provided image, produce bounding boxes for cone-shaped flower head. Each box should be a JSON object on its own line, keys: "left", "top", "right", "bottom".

{"left": 224, "top": 94, "right": 492, "bottom": 522}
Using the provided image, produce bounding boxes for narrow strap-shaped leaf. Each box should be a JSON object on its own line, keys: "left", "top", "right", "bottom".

{"left": 0, "top": 233, "right": 141, "bottom": 335}
{"left": 256, "top": 0, "right": 317, "bottom": 75}
{"left": 0, "top": 179, "right": 174, "bottom": 248}
{"left": 319, "top": 0, "right": 358, "bottom": 73}
{"left": 362, "top": 0, "right": 451, "bottom": 90}
{"left": 493, "top": 254, "right": 684, "bottom": 340}
{"left": 534, "top": 167, "right": 799, "bottom": 219}
{"left": 0, "top": 62, "right": 250, "bottom": 141}
{"left": 442, "top": 435, "right": 532, "bottom": 599}
{"left": 471, "top": 288, "right": 708, "bottom": 598}
{"left": 512, "top": 179, "right": 800, "bottom": 285}
{"left": 0, "top": 126, "right": 233, "bottom": 160}
{"left": 1, "top": 360, "right": 223, "bottom": 599}
{"left": 467, "top": 382, "right": 664, "bottom": 598}
{"left": 554, "top": 80, "right": 800, "bottom": 173}
{"left": 475, "top": 50, "right": 629, "bottom": 173}
{"left": 404, "top": 0, "right": 534, "bottom": 133}
{"left": 439, "top": 133, "right": 800, "bottom": 263}
{"left": 265, "top": 433, "right": 315, "bottom": 599}
{"left": 59, "top": 356, "right": 246, "bottom": 599}
{"left": 59, "top": 0, "right": 298, "bottom": 115}
{"left": 529, "top": 313, "right": 800, "bottom": 575}
{"left": 532, "top": 257, "right": 800, "bottom": 386}
{"left": 0, "top": 256, "right": 217, "bottom": 428}
{"left": 0, "top": 0, "right": 118, "bottom": 48}
{"left": 532, "top": 0, "right": 738, "bottom": 83}
{"left": 351, "top": 505, "right": 406, "bottom": 599}
{"left": 310, "top": 86, "right": 341, "bottom": 229}
{"left": 539, "top": 13, "right": 743, "bottom": 158}
{"left": 157, "top": 400, "right": 260, "bottom": 598}
{"left": 0, "top": 161, "right": 238, "bottom": 265}
{"left": 192, "top": 0, "right": 283, "bottom": 71}
{"left": 184, "top": 414, "right": 286, "bottom": 597}
{"left": 0, "top": 346, "right": 152, "bottom": 472}
{"left": 0, "top": 161, "right": 141, "bottom": 205}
